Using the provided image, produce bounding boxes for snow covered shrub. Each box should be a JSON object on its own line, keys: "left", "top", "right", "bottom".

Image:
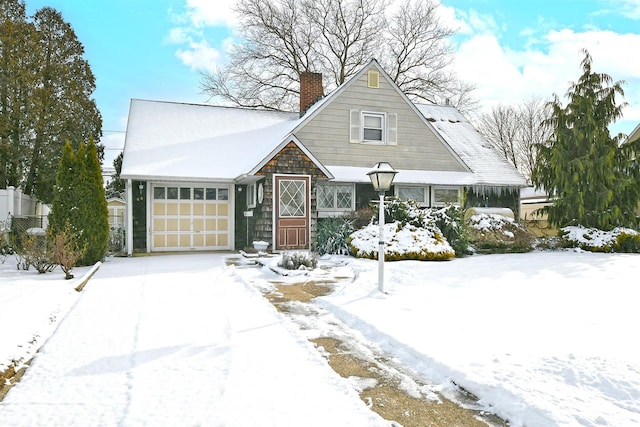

{"left": 381, "top": 197, "right": 430, "bottom": 227}
{"left": 279, "top": 251, "right": 318, "bottom": 270}
{"left": 14, "top": 229, "right": 56, "bottom": 273}
{"left": 559, "top": 226, "right": 640, "bottom": 252}
{"left": 316, "top": 216, "right": 355, "bottom": 255}
{"left": 467, "top": 213, "right": 533, "bottom": 253}
{"left": 428, "top": 205, "right": 472, "bottom": 257}
{"left": 349, "top": 221, "right": 455, "bottom": 261}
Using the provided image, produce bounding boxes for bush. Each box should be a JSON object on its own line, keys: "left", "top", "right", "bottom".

{"left": 349, "top": 221, "right": 455, "bottom": 261}
{"left": 316, "top": 216, "right": 354, "bottom": 255}
{"left": 48, "top": 220, "right": 86, "bottom": 279}
{"left": 279, "top": 251, "right": 318, "bottom": 270}
{"left": 467, "top": 213, "right": 533, "bottom": 253}
{"left": 427, "top": 205, "right": 472, "bottom": 257}
{"left": 14, "top": 228, "right": 56, "bottom": 273}
{"left": 559, "top": 226, "right": 640, "bottom": 253}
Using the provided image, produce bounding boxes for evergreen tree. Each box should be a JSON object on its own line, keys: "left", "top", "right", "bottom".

{"left": 533, "top": 50, "right": 640, "bottom": 230}
{"left": 78, "top": 138, "right": 109, "bottom": 264}
{"left": 49, "top": 139, "right": 109, "bottom": 266}
{"left": 0, "top": 2, "right": 102, "bottom": 202}
{"left": 105, "top": 151, "right": 125, "bottom": 198}
{"left": 49, "top": 141, "right": 81, "bottom": 236}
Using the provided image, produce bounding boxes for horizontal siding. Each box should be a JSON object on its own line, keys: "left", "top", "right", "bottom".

{"left": 295, "top": 67, "right": 467, "bottom": 172}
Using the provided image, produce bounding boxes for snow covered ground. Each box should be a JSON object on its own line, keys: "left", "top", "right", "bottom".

{"left": 1, "top": 249, "right": 639, "bottom": 426}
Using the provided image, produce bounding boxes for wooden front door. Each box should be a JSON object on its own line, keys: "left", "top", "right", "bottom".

{"left": 275, "top": 175, "right": 310, "bottom": 250}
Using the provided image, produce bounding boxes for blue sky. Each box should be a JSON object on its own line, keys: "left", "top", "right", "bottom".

{"left": 24, "top": 0, "right": 640, "bottom": 168}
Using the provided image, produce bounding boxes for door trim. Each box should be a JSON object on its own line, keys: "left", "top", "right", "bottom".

{"left": 272, "top": 174, "right": 311, "bottom": 251}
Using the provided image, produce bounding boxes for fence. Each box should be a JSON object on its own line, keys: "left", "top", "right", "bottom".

{"left": 0, "top": 187, "right": 40, "bottom": 218}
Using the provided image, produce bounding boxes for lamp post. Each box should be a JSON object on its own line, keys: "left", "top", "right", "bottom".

{"left": 367, "top": 162, "right": 398, "bottom": 293}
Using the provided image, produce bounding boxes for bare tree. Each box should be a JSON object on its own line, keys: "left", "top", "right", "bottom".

{"left": 477, "top": 104, "right": 520, "bottom": 170}
{"left": 517, "top": 96, "right": 552, "bottom": 182}
{"left": 200, "top": 0, "right": 476, "bottom": 112}
{"left": 476, "top": 97, "right": 552, "bottom": 183}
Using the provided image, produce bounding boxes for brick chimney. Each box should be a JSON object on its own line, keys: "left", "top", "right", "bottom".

{"left": 299, "top": 71, "right": 323, "bottom": 116}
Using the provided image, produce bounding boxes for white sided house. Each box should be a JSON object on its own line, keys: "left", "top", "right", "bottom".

{"left": 120, "top": 59, "right": 527, "bottom": 254}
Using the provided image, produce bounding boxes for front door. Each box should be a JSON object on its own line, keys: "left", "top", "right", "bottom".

{"left": 275, "top": 175, "right": 310, "bottom": 250}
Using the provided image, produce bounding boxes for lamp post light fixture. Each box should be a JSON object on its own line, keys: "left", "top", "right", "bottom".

{"left": 367, "top": 162, "right": 398, "bottom": 293}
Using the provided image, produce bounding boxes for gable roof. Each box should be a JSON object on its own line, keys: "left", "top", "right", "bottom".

{"left": 121, "top": 100, "right": 294, "bottom": 181}
{"left": 121, "top": 60, "right": 526, "bottom": 189}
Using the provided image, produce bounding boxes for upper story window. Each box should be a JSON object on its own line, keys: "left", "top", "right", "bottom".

{"left": 362, "top": 112, "right": 385, "bottom": 143}
{"left": 350, "top": 110, "right": 397, "bottom": 145}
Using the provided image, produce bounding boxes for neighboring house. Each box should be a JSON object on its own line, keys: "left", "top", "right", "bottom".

{"left": 120, "top": 59, "right": 527, "bottom": 254}
{"left": 107, "top": 197, "right": 126, "bottom": 230}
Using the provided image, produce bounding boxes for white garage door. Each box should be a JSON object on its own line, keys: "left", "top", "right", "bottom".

{"left": 151, "top": 184, "right": 232, "bottom": 251}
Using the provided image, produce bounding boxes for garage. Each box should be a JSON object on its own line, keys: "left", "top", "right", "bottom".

{"left": 150, "top": 184, "right": 232, "bottom": 251}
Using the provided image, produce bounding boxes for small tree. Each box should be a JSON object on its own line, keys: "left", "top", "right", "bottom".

{"left": 48, "top": 219, "right": 85, "bottom": 279}
{"left": 533, "top": 49, "right": 640, "bottom": 230}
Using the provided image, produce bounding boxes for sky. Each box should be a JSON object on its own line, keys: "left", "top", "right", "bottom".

{"left": 1, "top": 227, "right": 639, "bottom": 425}
{"left": 23, "top": 0, "right": 640, "bottom": 170}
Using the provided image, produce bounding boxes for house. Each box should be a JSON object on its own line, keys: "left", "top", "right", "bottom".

{"left": 107, "top": 197, "right": 126, "bottom": 230}
{"left": 120, "top": 59, "right": 527, "bottom": 255}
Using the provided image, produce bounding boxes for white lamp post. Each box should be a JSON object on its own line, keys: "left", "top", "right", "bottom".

{"left": 367, "top": 162, "right": 398, "bottom": 293}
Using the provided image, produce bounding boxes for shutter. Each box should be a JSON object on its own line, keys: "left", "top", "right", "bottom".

{"left": 387, "top": 113, "right": 397, "bottom": 145}
{"left": 349, "top": 110, "right": 360, "bottom": 143}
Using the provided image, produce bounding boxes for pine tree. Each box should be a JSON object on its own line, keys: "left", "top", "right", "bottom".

{"left": 49, "top": 141, "right": 81, "bottom": 236}
{"left": 49, "top": 139, "right": 109, "bottom": 266}
{"left": 533, "top": 50, "right": 640, "bottom": 230}
{"left": 78, "top": 138, "right": 109, "bottom": 264}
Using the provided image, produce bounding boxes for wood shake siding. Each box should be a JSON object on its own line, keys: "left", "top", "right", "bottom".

{"left": 253, "top": 141, "right": 329, "bottom": 248}
{"left": 295, "top": 66, "right": 466, "bottom": 172}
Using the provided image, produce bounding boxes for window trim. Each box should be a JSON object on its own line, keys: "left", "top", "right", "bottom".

{"left": 316, "top": 182, "right": 356, "bottom": 214}
{"left": 431, "top": 186, "right": 461, "bottom": 207}
{"left": 246, "top": 183, "right": 257, "bottom": 208}
{"left": 361, "top": 111, "right": 386, "bottom": 144}
{"left": 396, "top": 185, "right": 429, "bottom": 207}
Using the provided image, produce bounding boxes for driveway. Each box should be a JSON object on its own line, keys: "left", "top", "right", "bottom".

{"left": 0, "top": 253, "right": 387, "bottom": 426}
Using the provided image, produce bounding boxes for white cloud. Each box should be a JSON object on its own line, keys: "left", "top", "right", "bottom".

{"left": 182, "top": 0, "right": 238, "bottom": 28}
{"left": 450, "top": 11, "right": 640, "bottom": 134}
{"left": 175, "top": 39, "right": 221, "bottom": 73}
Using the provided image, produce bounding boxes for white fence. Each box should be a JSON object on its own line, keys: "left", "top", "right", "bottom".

{"left": 0, "top": 186, "right": 44, "bottom": 220}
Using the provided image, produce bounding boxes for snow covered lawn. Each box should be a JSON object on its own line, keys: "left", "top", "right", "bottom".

{"left": 1, "top": 250, "right": 639, "bottom": 426}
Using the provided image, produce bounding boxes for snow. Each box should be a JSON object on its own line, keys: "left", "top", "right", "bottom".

{"left": 1, "top": 247, "right": 639, "bottom": 426}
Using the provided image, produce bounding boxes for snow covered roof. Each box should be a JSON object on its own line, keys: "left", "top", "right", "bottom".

{"left": 415, "top": 104, "right": 527, "bottom": 188}
{"left": 121, "top": 88, "right": 527, "bottom": 189}
{"left": 121, "top": 99, "right": 301, "bottom": 181}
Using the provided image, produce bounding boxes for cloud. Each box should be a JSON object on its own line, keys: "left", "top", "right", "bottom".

{"left": 449, "top": 8, "right": 640, "bottom": 133}
{"left": 175, "top": 39, "right": 221, "bottom": 73}
{"left": 181, "top": 0, "right": 238, "bottom": 27}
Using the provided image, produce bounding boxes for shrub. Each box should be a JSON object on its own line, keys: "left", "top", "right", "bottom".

{"left": 559, "top": 226, "right": 640, "bottom": 253}
{"left": 316, "top": 216, "right": 354, "bottom": 255}
{"left": 349, "top": 221, "right": 455, "bottom": 261}
{"left": 427, "top": 205, "right": 472, "bottom": 257}
{"left": 279, "top": 251, "right": 318, "bottom": 270}
{"left": 48, "top": 220, "right": 86, "bottom": 279}
{"left": 467, "top": 213, "right": 533, "bottom": 253}
{"left": 14, "top": 228, "right": 56, "bottom": 273}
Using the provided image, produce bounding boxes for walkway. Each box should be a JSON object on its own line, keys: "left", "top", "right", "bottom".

{"left": 0, "top": 254, "right": 387, "bottom": 426}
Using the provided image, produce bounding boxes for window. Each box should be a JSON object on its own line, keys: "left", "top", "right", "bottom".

{"left": 154, "top": 187, "right": 166, "bottom": 200}
{"left": 350, "top": 110, "right": 397, "bottom": 145}
{"left": 317, "top": 183, "right": 354, "bottom": 212}
{"left": 180, "top": 187, "right": 191, "bottom": 199}
{"left": 432, "top": 187, "right": 460, "bottom": 206}
{"left": 246, "top": 183, "right": 256, "bottom": 208}
{"left": 397, "top": 186, "right": 427, "bottom": 205}
{"left": 362, "top": 112, "right": 385, "bottom": 143}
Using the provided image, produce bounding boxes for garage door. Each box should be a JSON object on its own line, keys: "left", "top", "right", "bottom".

{"left": 151, "top": 184, "right": 231, "bottom": 251}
